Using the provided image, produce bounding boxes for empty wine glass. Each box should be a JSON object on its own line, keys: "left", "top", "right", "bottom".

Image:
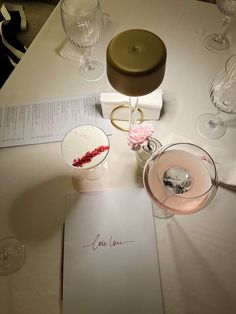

{"left": 61, "top": 124, "right": 110, "bottom": 180}
{"left": 196, "top": 54, "right": 236, "bottom": 139}
{"left": 203, "top": 0, "right": 236, "bottom": 52}
{"left": 143, "top": 143, "right": 218, "bottom": 219}
{"left": 60, "top": 0, "right": 105, "bottom": 81}
{"left": 0, "top": 237, "right": 26, "bottom": 276}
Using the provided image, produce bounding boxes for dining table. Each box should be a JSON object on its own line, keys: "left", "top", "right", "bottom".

{"left": 0, "top": 0, "right": 236, "bottom": 313}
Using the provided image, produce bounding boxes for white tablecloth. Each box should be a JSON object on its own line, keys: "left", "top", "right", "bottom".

{"left": 0, "top": 0, "right": 236, "bottom": 313}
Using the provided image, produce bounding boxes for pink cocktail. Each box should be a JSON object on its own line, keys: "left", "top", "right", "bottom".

{"left": 143, "top": 143, "right": 218, "bottom": 218}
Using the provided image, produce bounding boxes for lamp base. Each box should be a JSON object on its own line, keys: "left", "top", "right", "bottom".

{"left": 110, "top": 104, "right": 144, "bottom": 131}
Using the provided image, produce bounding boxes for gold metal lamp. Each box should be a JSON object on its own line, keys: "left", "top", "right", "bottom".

{"left": 106, "top": 29, "right": 167, "bottom": 131}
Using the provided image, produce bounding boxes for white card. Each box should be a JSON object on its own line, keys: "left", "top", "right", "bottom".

{"left": 63, "top": 188, "right": 164, "bottom": 314}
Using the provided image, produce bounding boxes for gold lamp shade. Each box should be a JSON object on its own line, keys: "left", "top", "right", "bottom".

{"left": 106, "top": 29, "right": 167, "bottom": 97}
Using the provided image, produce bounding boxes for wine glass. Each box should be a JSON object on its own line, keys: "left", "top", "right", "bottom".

{"left": 203, "top": 0, "right": 236, "bottom": 52}
{"left": 60, "top": 0, "right": 105, "bottom": 81}
{"left": 143, "top": 143, "right": 218, "bottom": 219}
{"left": 61, "top": 124, "right": 110, "bottom": 180}
{"left": 196, "top": 54, "right": 236, "bottom": 139}
{"left": 0, "top": 237, "right": 26, "bottom": 276}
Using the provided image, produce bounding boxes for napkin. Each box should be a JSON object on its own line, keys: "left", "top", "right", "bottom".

{"left": 164, "top": 133, "right": 236, "bottom": 187}
{"left": 59, "top": 41, "right": 86, "bottom": 64}
{"left": 100, "top": 90, "right": 163, "bottom": 121}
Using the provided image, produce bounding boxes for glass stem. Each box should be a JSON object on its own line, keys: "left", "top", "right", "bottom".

{"left": 208, "top": 109, "right": 222, "bottom": 129}
{"left": 84, "top": 47, "right": 95, "bottom": 71}
{"left": 215, "top": 15, "right": 231, "bottom": 43}
{"left": 129, "top": 96, "right": 139, "bottom": 130}
{"left": 152, "top": 202, "right": 174, "bottom": 219}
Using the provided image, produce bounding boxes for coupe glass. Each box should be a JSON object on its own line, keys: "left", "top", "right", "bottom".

{"left": 60, "top": 0, "right": 104, "bottom": 81}
{"left": 196, "top": 54, "right": 236, "bottom": 139}
{"left": 143, "top": 143, "right": 218, "bottom": 219}
{"left": 0, "top": 237, "right": 26, "bottom": 276}
{"left": 61, "top": 124, "right": 110, "bottom": 180}
{"left": 203, "top": 0, "right": 236, "bottom": 52}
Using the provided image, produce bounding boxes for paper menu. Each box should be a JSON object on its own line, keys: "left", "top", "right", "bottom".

{"left": 63, "top": 189, "right": 164, "bottom": 314}
{"left": 0, "top": 94, "right": 112, "bottom": 148}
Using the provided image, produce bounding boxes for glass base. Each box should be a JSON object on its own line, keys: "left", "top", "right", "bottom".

{"left": 203, "top": 34, "right": 229, "bottom": 52}
{"left": 152, "top": 203, "right": 174, "bottom": 219}
{"left": 79, "top": 60, "right": 105, "bottom": 81}
{"left": 196, "top": 113, "right": 226, "bottom": 139}
{"left": 0, "top": 237, "right": 25, "bottom": 276}
{"left": 82, "top": 160, "right": 108, "bottom": 180}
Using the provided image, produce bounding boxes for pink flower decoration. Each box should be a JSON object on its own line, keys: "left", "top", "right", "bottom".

{"left": 127, "top": 123, "right": 154, "bottom": 150}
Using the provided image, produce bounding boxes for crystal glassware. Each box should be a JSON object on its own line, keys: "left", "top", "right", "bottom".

{"left": 60, "top": 0, "right": 105, "bottom": 81}
{"left": 196, "top": 54, "right": 236, "bottom": 139}
{"left": 143, "top": 143, "right": 218, "bottom": 219}
{"left": 0, "top": 237, "right": 26, "bottom": 276}
{"left": 203, "top": 0, "right": 236, "bottom": 52}
{"left": 61, "top": 124, "right": 110, "bottom": 180}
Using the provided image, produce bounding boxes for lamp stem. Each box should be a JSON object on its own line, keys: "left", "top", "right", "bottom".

{"left": 129, "top": 96, "right": 139, "bottom": 130}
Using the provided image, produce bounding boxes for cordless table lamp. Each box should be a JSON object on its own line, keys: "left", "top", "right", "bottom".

{"left": 106, "top": 29, "right": 167, "bottom": 131}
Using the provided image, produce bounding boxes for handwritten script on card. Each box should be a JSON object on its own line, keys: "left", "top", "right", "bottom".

{"left": 64, "top": 190, "right": 164, "bottom": 314}
{"left": 83, "top": 233, "right": 135, "bottom": 251}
